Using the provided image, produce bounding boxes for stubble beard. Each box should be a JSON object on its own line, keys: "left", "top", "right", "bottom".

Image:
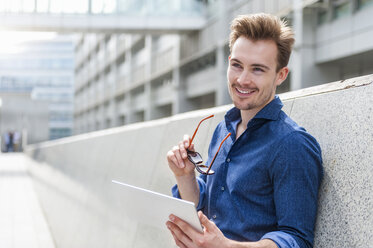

{"left": 229, "top": 83, "right": 276, "bottom": 111}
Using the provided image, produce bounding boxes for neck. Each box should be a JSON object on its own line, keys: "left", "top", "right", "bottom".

{"left": 240, "top": 109, "right": 259, "bottom": 128}
{"left": 235, "top": 108, "right": 260, "bottom": 140}
{"left": 239, "top": 94, "right": 276, "bottom": 127}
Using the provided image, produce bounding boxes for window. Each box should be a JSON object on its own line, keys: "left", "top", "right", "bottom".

{"left": 333, "top": 1, "right": 351, "bottom": 19}
{"left": 49, "top": 128, "right": 72, "bottom": 140}
{"left": 119, "top": 115, "right": 126, "bottom": 126}
{"left": 318, "top": 10, "right": 328, "bottom": 24}
{"left": 358, "top": 0, "right": 373, "bottom": 9}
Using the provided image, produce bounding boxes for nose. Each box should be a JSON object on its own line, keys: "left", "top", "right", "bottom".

{"left": 237, "top": 70, "right": 251, "bottom": 85}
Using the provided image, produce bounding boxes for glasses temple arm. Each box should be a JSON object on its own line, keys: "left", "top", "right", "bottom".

{"left": 205, "top": 132, "right": 231, "bottom": 173}
{"left": 189, "top": 114, "right": 214, "bottom": 145}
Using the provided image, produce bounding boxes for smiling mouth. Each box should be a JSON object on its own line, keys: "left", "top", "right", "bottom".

{"left": 235, "top": 87, "right": 256, "bottom": 95}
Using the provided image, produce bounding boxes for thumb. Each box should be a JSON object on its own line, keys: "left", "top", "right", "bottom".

{"left": 189, "top": 143, "right": 195, "bottom": 152}
{"left": 198, "top": 211, "right": 214, "bottom": 230}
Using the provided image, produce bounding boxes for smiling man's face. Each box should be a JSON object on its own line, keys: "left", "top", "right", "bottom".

{"left": 227, "top": 36, "right": 288, "bottom": 113}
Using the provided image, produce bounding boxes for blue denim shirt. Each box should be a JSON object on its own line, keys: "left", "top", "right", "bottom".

{"left": 172, "top": 96, "right": 323, "bottom": 248}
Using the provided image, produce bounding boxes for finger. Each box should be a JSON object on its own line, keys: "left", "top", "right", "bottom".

{"left": 170, "top": 215, "right": 202, "bottom": 243}
{"left": 172, "top": 146, "right": 186, "bottom": 168}
{"left": 170, "top": 229, "right": 188, "bottom": 248}
{"left": 167, "top": 149, "right": 184, "bottom": 170}
{"left": 179, "top": 141, "right": 188, "bottom": 159}
{"left": 189, "top": 143, "right": 195, "bottom": 152}
{"left": 183, "top": 134, "right": 190, "bottom": 148}
{"left": 167, "top": 150, "right": 178, "bottom": 166}
{"left": 167, "top": 221, "right": 193, "bottom": 248}
{"left": 198, "top": 211, "right": 215, "bottom": 231}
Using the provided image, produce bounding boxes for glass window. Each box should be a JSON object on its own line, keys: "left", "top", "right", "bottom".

{"left": 333, "top": 1, "right": 351, "bottom": 19}
{"left": 358, "top": 0, "right": 373, "bottom": 9}
{"left": 49, "top": 128, "right": 72, "bottom": 139}
{"left": 318, "top": 10, "right": 328, "bottom": 25}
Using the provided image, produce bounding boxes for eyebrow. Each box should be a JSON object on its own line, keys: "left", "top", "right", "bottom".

{"left": 230, "top": 58, "right": 270, "bottom": 71}
{"left": 251, "top": 63, "right": 270, "bottom": 71}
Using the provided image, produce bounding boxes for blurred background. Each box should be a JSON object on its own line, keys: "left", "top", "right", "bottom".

{"left": 0, "top": 0, "right": 372, "bottom": 151}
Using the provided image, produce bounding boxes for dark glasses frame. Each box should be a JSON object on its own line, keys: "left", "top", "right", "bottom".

{"left": 187, "top": 115, "right": 231, "bottom": 175}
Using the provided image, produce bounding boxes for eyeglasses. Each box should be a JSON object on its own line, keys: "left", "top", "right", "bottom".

{"left": 187, "top": 115, "right": 231, "bottom": 175}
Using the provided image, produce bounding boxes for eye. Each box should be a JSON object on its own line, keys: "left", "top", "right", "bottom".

{"left": 253, "top": 67, "right": 264, "bottom": 73}
{"left": 231, "top": 63, "right": 242, "bottom": 69}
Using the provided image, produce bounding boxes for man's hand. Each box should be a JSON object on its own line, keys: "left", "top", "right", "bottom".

{"left": 167, "top": 134, "right": 200, "bottom": 206}
{"left": 167, "top": 134, "right": 196, "bottom": 177}
{"left": 166, "top": 211, "right": 279, "bottom": 248}
{"left": 166, "top": 211, "right": 231, "bottom": 248}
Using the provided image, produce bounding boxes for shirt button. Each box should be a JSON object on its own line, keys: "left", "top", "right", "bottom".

{"left": 212, "top": 215, "right": 217, "bottom": 219}
{"left": 221, "top": 186, "right": 225, "bottom": 191}
{"left": 226, "top": 158, "right": 231, "bottom": 162}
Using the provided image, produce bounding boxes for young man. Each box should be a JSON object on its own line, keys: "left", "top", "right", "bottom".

{"left": 166, "top": 13, "right": 323, "bottom": 248}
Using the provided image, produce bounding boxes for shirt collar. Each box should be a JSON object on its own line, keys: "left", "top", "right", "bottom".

{"left": 254, "top": 95, "right": 283, "bottom": 121}
{"left": 225, "top": 95, "right": 284, "bottom": 124}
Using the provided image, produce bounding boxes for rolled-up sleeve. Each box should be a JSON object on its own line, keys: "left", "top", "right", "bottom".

{"left": 261, "top": 231, "right": 299, "bottom": 248}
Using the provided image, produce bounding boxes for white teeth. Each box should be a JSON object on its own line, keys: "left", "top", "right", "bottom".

{"left": 236, "top": 88, "right": 251, "bottom": 94}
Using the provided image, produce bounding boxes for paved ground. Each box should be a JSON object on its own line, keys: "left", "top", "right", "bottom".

{"left": 0, "top": 153, "right": 55, "bottom": 248}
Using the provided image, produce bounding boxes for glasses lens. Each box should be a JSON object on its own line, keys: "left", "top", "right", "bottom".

{"left": 187, "top": 150, "right": 203, "bottom": 165}
{"left": 196, "top": 165, "right": 215, "bottom": 175}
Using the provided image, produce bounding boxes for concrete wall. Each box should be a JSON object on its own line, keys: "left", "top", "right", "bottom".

{"left": 25, "top": 74, "right": 373, "bottom": 247}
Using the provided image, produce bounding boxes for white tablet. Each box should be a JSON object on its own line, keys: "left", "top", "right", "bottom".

{"left": 111, "top": 180, "right": 203, "bottom": 233}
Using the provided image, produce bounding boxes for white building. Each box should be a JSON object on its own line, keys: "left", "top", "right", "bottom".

{"left": 0, "top": 92, "right": 49, "bottom": 148}
{"left": 74, "top": 0, "right": 373, "bottom": 134}
{"left": 0, "top": 35, "right": 75, "bottom": 140}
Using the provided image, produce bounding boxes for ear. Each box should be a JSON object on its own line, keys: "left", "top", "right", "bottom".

{"left": 275, "top": 67, "right": 289, "bottom": 86}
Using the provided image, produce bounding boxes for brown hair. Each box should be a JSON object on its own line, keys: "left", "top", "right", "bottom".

{"left": 229, "top": 13, "right": 295, "bottom": 71}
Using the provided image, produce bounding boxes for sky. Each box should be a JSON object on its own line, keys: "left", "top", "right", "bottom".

{"left": 0, "top": 31, "right": 57, "bottom": 54}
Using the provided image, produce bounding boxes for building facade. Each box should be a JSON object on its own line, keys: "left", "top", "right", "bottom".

{"left": 0, "top": 35, "right": 75, "bottom": 140}
{"left": 0, "top": 93, "right": 49, "bottom": 149}
{"left": 74, "top": 0, "right": 373, "bottom": 134}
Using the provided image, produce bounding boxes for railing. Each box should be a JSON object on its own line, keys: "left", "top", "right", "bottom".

{"left": 152, "top": 83, "right": 173, "bottom": 106}
{"left": 180, "top": 32, "right": 199, "bottom": 60}
{"left": 132, "top": 65, "right": 146, "bottom": 85}
{"left": 151, "top": 48, "right": 174, "bottom": 76}
{"left": 185, "top": 66, "right": 216, "bottom": 97}
{"left": 116, "top": 76, "right": 127, "bottom": 96}
{"left": 0, "top": 0, "right": 205, "bottom": 16}
{"left": 117, "top": 98, "right": 128, "bottom": 115}
{"left": 117, "top": 35, "right": 127, "bottom": 54}
{"left": 0, "top": 0, "right": 206, "bottom": 32}
{"left": 132, "top": 92, "right": 146, "bottom": 111}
